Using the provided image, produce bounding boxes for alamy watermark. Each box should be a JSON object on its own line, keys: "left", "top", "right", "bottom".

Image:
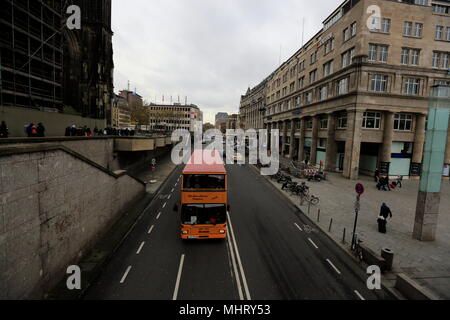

{"left": 171, "top": 129, "right": 280, "bottom": 175}
{"left": 66, "top": 5, "right": 81, "bottom": 30}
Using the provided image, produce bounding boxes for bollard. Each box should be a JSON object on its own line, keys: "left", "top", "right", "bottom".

{"left": 317, "top": 209, "right": 320, "bottom": 222}
{"left": 381, "top": 248, "right": 394, "bottom": 271}
{"left": 342, "top": 228, "right": 346, "bottom": 244}
{"left": 328, "top": 218, "right": 333, "bottom": 232}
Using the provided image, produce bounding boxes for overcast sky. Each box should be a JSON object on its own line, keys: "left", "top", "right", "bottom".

{"left": 112, "top": 0, "right": 342, "bottom": 123}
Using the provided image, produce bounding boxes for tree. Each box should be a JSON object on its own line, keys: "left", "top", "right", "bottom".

{"left": 203, "top": 123, "right": 215, "bottom": 132}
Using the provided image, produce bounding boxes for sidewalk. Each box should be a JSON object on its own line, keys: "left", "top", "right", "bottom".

{"left": 263, "top": 167, "right": 450, "bottom": 299}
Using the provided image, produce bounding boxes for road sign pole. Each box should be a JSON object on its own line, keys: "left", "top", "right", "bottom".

{"left": 351, "top": 194, "right": 360, "bottom": 250}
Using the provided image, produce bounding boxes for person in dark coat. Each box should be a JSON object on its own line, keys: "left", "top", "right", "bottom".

{"left": 26, "top": 123, "right": 34, "bottom": 137}
{"left": 0, "top": 121, "right": 8, "bottom": 138}
{"left": 374, "top": 168, "right": 380, "bottom": 183}
{"left": 36, "top": 123, "right": 46, "bottom": 137}
{"left": 378, "top": 203, "right": 392, "bottom": 233}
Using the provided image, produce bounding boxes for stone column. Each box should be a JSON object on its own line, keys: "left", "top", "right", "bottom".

{"left": 310, "top": 116, "right": 319, "bottom": 165}
{"left": 282, "top": 121, "right": 288, "bottom": 157}
{"left": 298, "top": 118, "right": 306, "bottom": 162}
{"left": 325, "top": 113, "right": 337, "bottom": 172}
{"left": 288, "top": 119, "right": 296, "bottom": 158}
{"left": 380, "top": 111, "right": 394, "bottom": 176}
{"left": 411, "top": 114, "right": 426, "bottom": 177}
{"left": 343, "top": 110, "right": 363, "bottom": 180}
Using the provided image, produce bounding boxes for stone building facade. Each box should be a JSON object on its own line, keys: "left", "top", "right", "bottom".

{"left": 243, "top": 0, "right": 450, "bottom": 180}
{"left": 239, "top": 80, "right": 267, "bottom": 130}
{"left": 112, "top": 94, "right": 131, "bottom": 128}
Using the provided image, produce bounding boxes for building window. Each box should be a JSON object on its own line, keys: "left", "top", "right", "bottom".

{"left": 411, "top": 49, "right": 420, "bottom": 65}
{"left": 414, "top": 23, "right": 423, "bottom": 37}
{"left": 370, "top": 74, "right": 388, "bottom": 92}
{"left": 305, "top": 91, "right": 313, "bottom": 104}
{"left": 306, "top": 119, "right": 313, "bottom": 129}
{"left": 295, "top": 96, "right": 301, "bottom": 107}
{"left": 323, "top": 60, "right": 334, "bottom": 77}
{"left": 298, "top": 77, "right": 305, "bottom": 90}
{"left": 369, "top": 44, "right": 388, "bottom": 62}
{"left": 311, "top": 51, "right": 318, "bottom": 64}
{"left": 394, "top": 113, "right": 413, "bottom": 131}
{"left": 324, "top": 38, "right": 335, "bottom": 55}
{"left": 382, "top": 18, "right": 391, "bottom": 33}
{"left": 414, "top": 0, "right": 428, "bottom": 5}
{"left": 319, "top": 118, "right": 328, "bottom": 129}
{"left": 290, "top": 82, "right": 295, "bottom": 93}
{"left": 319, "top": 86, "right": 328, "bottom": 101}
{"left": 432, "top": 51, "right": 450, "bottom": 68}
{"left": 362, "top": 112, "right": 382, "bottom": 129}
{"left": 401, "top": 48, "right": 420, "bottom": 65}
{"left": 403, "top": 78, "right": 421, "bottom": 95}
{"left": 403, "top": 22, "right": 413, "bottom": 36}
{"left": 436, "top": 26, "right": 444, "bottom": 40}
{"left": 338, "top": 78, "right": 349, "bottom": 95}
{"left": 351, "top": 22, "right": 357, "bottom": 37}
{"left": 341, "top": 47, "right": 355, "bottom": 68}
{"left": 433, "top": 4, "right": 449, "bottom": 14}
{"left": 337, "top": 113, "right": 347, "bottom": 129}
{"left": 343, "top": 27, "right": 350, "bottom": 42}
{"left": 309, "top": 70, "right": 317, "bottom": 83}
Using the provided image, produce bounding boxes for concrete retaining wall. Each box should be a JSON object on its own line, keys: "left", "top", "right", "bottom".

{"left": 0, "top": 146, "right": 145, "bottom": 299}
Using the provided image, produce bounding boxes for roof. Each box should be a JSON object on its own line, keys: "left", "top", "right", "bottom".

{"left": 183, "top": 150, "right": 226, "bottom": 174}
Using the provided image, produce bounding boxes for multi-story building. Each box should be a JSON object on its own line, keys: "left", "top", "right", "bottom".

{"left": 215, "top": 112, "right": 229, "bottom": 132}
{"left": 226, "top": 114, "right": 239, "bottom": 130}
{"left": 147, "top": 103, "right": 202, "bottom": 133}
{"left": 112, "top": 94, "right": 131, "bottom": 128}
{"left": 239, "top": 79, "right": 267, "bottom": 130}
{"left": 0, "top": 0, "right": 113, "bottom": 135}
{"left": 246, "top": 0, "right": 450, "bottom": 180}
{"left": 119, "top": 90, "right": 143, "bottom": 108}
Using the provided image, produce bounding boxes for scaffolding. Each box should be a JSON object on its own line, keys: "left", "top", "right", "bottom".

{"left": 0, "top": 0, "right": 63, "bottom": 111}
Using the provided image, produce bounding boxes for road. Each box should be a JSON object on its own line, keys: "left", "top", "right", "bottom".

{"left": 84, "top": 162, "right": 392, "bottom": 300}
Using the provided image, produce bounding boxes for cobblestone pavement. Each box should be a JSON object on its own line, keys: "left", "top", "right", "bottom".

{"left": 265, "top": 167, "right": 450, "bottom": 299}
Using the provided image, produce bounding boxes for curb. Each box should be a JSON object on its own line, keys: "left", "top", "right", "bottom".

{"left": 46, "top": 163, "right": 180, "bottom": 300}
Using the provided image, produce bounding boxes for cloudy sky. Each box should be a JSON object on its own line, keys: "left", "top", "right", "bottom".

{"left": 112, "top": 0, "right": 342, "bottom": 123}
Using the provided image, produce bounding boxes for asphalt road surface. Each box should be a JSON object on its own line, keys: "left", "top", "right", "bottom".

{"left": 84, "top": 162, "right": 392, "bottom": 300}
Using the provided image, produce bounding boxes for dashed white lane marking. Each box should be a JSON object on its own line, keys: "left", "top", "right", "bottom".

{"left": 120, "top": 266, "right": 132, "bottom": 284}
{"left": 294, "top": 223, "right": 303, "bottom": 232}
{"left": 167, "top": 194, "right": 171, "bottom": 200}
{"left": 162, "top": 202, "right": 167, "bottom": 209}
{"left": 172, "top": 254, "right": 186, "bottom": 300}
{"left": 156, "top": 212, "right": 162, "bottom": 220}
{"left": 326, "top": 259, "right": 342, "bottom": 275}
{"left": 171, "top": 188, "right": 174, "bottom": 193}
{"left": 148, "top": 225, "right": 154, "bottom": 234}
{"left": 354, "top": 290, "right": 365, "bottom": 300}
{"left": 308, "top": 238, "right": 319, "bottom": 249}
{"left": 136, "top": 242, "right": 145, "bottom": 255}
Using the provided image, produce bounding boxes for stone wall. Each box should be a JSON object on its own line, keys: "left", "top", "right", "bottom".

{"left": 0, "top": 147, "right": 145, "bottom": 299}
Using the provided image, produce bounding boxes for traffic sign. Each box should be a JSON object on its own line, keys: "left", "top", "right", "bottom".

{"left": 355, "top": 183, "right": 365, "bottom": 195}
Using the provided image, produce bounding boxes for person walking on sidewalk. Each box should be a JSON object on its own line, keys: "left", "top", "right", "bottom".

{"left": 378, "top": 203, "right": 392, "bottom": 233}
{"left": 0, "top": 121, "right": 8, "bottom": 138}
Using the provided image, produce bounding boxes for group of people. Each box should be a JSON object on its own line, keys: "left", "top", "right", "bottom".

{"left": 0, "top": 121, "right": 8, "bottom": 138}
{"left": 64, "top": 125, "right": 136, "bottom": 137}
{"left": 25, "top": 123, "right": 46, "bottom": 137}
{"left": 374, "top": 169, "right": 403, "bottom": 191}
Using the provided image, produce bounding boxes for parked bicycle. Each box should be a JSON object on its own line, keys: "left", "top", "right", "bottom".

{"left": 351, "top": 234, "right": 364, "bottom": 262}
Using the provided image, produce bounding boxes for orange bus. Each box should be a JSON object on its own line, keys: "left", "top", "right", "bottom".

{"left": 176, "top": 150, "right": 228, "bottom": 240}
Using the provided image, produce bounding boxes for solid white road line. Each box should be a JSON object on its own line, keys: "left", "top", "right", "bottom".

{"left": 148, "top": 225, "right": 154, "bottom": 234}
{"left": 354, "top": 290, "right": 366, "bottom": 300}
{"left": 120, "top": 266, "right": 132, "bottom": 284}
{"left": 162, "top": 202, "right": 167, "bottom": 209}
{"left": 226, "top": 228, "right": 244, "bottom": 301}
{"left": 173, "top": 254, "right": 186, "bottom": 300}
{"left": 227, "top": 212, "right": 251, "bottom": 300}
{"left": 136, "top": 242, "right": 145, "bottom": 255}
{"left": 326, "top": 259, "right": 342, "bottom": 275}
{"left": 308, "top": 238, "right": 319, "bottom": 249}
{"left": 294, "top": 223, "right": 303, "bottom": 232}
{"left": 156, "top": 212, "right": 162, "bottom": 220}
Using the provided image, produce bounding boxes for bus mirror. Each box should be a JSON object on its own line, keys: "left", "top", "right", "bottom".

{"left": 227, "top": 205, "right": 230, "bottom": 212}
{"left": 173, "top": 204, "right": 179, "bottom": 212}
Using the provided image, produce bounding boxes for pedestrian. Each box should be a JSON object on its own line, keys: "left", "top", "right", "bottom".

{"left": 36, "top": 123, "right": 45, "bottom": 137}
{"left": 378, "top": 203, "right": 392, "bottom": 234}
{"left": 30, "top": 124, "right": 38, "bottom": 137}
{"left": 374, "top": 168, "right": 380, "bottom": 183}
{"left": 0, "top": 121, "right": 8, "bottom": 138}
{"left": 26, "top": 123, "right": 34, "bottom": 137}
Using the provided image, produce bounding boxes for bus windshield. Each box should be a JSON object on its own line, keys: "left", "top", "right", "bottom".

{"left": 183, "top": 174, "right": 225, "bottom": 189}
{"left": 181, "top": 204, "right": 227, "bottom": 225}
